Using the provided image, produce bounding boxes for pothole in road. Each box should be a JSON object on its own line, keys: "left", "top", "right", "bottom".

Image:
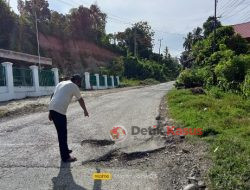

{"left": 81, "top": 139, "right": 115, "bottom": 146}
{"left": 81, "top": 144, "right": 166, "bottom": 165}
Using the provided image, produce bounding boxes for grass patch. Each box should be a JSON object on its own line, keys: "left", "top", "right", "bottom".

{"left": 139, "top": 78, "right": 160, "bottom": 86}
{"left": 119, "top": 78, "right": 160, "bottom": 87}
{"left": 167, "top": 89, "right": 250, "bottom": 190}
{"left": 119, "top": 78, "right": 141, "bottom": 87}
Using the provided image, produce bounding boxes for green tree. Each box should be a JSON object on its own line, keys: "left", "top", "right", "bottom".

{"left": 69, "top": 6, "right": 95, "bottom": 40}
{"left": 116, "top": 21, "right": 154, "bottom": 59}
{"left": 203, "top": 16, "right": 221, "bottom": 37}
{"left": 90, "top": 4, "right": 107, "bottom": 42}
{"left": 49, "top": 11, "right": 69, "bottom": 38}
{"left": 15, "top": 15, "right": 37, "bottom": 54}
{"left": 0, "top": 0, "right": 17, "bottom": 49}
{"left": 183, "top": 32, "right": 193, "bottom": 51}
{"left": 68, "top": 4, "right": 106, "bottom": 42}
{"left": 180, "top": 50, "right": 194, "bottom": 68}
{"left": 215, "top": 54, "right": 250, "bottom": 91}
{"left": 17, "top": 0, "right": 51, "bottom": 22}
{"left": 192, "top": 27, "right": 203, "bottom": 44}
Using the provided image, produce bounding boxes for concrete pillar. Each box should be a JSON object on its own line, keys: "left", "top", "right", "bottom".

{"left": 84, "top": 72, "right": 91, "bottom": 89}
{"left": 111, "top": 76, "right": 115, "bottom": 88}
{"left": 1, "top": 62, "right": 14, "bottom": 100}
{"left": 104, "top": 75, "right": 108, "bottom": 89}
{"left": 95, "top": 74, "right": 100, "bottom": 89}
{"left": 29, "top": 65, "right": 40, "bottom": 95}
{"left": 51, "top": 68, "right": 59, "bottom": 86}
{"left": 116, "top": 76, "right": 120, "bottom": 86}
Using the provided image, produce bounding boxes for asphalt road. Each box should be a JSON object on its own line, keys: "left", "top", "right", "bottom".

{"left": 0, "top": 82, "right": 174, "bottom": 190}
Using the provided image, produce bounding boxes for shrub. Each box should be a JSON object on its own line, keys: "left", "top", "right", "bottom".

{"left": 215, "top": 54, "right": 250, "bottom": 92}
{"left": 175, "top": 68, "right": 211, "bottom": 88}
{"left": 123, "top": 56, "right": 166, "bottom": 81}
{"left": 208, "top": 87, "right": 225, "bottom": 99}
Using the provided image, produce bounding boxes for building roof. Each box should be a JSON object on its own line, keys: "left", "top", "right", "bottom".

{"left": 0, "top": 49, "right": 52, "bottom": 65}
{"left": 232, "top": 21, "right": 250, "bottom": 39}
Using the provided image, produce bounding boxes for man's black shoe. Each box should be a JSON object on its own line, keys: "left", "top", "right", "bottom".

{"left": 62, "top": 156, "right": 77, "bottom": 162}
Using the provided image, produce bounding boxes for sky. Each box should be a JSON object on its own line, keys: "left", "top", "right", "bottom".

{"left": 9, "top": 0, "right": 250, "bottom": 57}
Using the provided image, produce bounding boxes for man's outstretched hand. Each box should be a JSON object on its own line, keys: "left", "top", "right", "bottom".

{"left": 84, "top": 110, "right": 89, "bottom": 117}
{"left": 48, "top": 113, "right": 52, "bottom": 121}
{"left": 79, "top": 98, "right": 89, "bottom": 117}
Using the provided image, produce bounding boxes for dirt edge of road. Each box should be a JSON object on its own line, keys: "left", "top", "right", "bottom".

{"left": 81, "top": 96, "right": 211, "bottom": 190}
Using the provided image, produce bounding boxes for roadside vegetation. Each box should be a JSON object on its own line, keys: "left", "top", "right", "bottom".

{"left": 99, "top": 22, "right": 181, "bottom": 84}
{"left": 167, "top": 16, "right": 250, "bottom": 190}
{"left": 0, "top": 0, "right": 180, "bottom": 82}
{"left": 167, "top": 89, "right": 250, "bottom": 190}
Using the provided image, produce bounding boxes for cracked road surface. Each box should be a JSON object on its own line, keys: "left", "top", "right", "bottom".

{"left": 0, "top": 82, "right": 174, "bottom": 190}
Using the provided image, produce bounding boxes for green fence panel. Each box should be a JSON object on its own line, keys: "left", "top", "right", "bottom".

{"left": 114, "top": 77, "right": 118, "bottom": 86}
{"left": 13, "top": 67, "right": 33, "bottom": 86}
{"left": 107, "top": 76, "right": 112, "bottom": 86}
{"left": 39, "top": 70, "right": 55, "bottom": 86}
{"left": 90, "top": 74, "right": 97, "bottom": 86}
{"left": 81, "top": 74, "right": 86, "bottom": 89}
{"left": 0, "top": 65, "right": 6, "bottom": 86}
{"left": 99, "top": 75, "right": 105, "bottom": 86}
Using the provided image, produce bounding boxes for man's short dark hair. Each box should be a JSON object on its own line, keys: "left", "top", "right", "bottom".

{"left": 71, "top": 74, "right": 82, "bottom": 82}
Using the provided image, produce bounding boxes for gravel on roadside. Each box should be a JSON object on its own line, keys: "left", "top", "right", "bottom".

{"left": 0, "top": 86, "right": 142, "bottom": 119}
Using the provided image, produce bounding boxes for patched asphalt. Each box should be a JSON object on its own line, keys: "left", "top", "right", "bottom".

{"left": 0, "top": 82, "right": 174, "bottom": 190}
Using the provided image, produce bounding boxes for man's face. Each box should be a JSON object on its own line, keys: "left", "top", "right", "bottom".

{"left": 75, "top": 79, "right": 82, "bottom": 88}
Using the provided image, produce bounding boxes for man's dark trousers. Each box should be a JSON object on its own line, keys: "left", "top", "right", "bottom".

{"left": 50, "top": 110, "right": 70, "bottom": 161}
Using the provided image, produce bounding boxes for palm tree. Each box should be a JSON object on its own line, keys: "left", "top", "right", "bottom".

{"left": 183, "top": 32, "right": 193, "bottom": 51}
{"left": 90, "top": 4, "right": 107, "bottom": 41}
{"left": 192, "top": 27, "right": 203, "bottom": 44}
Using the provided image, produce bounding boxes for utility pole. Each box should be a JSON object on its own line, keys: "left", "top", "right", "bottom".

{"left": 212, "top": 0, "right": 218, "bottom": 85}
{"left": 134, "top": 29, "right": 137, "bottom": 57}
{"left": 33, "top": 1, "right": 41, "bottom": 70}
{"left": 213, "top": 0, "right": 218, "bottom": 52}
{"left": 158, "top": 38, "right": 163, "bottom": 63}
{"left": 35, "top": 11, "right": 41, "bottom": 70}
{"left": 158, "top": 39, "right": 163, "bottom": 55}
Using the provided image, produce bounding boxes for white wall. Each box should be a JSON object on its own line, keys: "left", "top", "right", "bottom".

{"left": 0, "top": 87, "right": 9, "bottom": 102}
{"left": 0, "top": 62, "right": 58, "bottom": 102}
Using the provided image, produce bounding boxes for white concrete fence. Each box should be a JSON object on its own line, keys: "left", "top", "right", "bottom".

{"left": 83, "top": 72, "right": 120, "bottom": 90}
{"left": 0, "top": 62, "right": 59, "bottom": 102}
{"left": 0, "top": 62, "right": 120, "bottom": 102}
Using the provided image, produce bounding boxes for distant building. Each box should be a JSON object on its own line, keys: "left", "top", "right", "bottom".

{"left": 232, "top": 21, "right": 250, "bottom": 42}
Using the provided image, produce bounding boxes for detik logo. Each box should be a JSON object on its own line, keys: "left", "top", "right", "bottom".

{"left": 110, "top": 126, "right": 127, "bottom": 142}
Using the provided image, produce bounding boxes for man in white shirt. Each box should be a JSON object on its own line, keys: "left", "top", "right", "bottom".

{"left": 49, "top": 74, "right": 89, "bottom": 162}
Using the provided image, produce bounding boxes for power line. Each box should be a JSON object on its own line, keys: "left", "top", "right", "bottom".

{"left": 55, "top": 0, "right": 184, "bottom": 38}
{"left": 52, "top": 0, "right": 189, "bottom": 54}
{"left": 221, "top": 3, "right": 250, "bottom": 21}
{"left": 107, "top": 16, "right": 132, "bottom": 25}
{"left": 55, "top": 0, "right": 78, "bottom": 8}
{"left": 243, "top": 14, "right": 250, "bottom": 22}
{"left": 220, "top": 0, "right": 247, "bottom": 17}
{"left": 218, "top": 0, "right": 237, "bottom": 12}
